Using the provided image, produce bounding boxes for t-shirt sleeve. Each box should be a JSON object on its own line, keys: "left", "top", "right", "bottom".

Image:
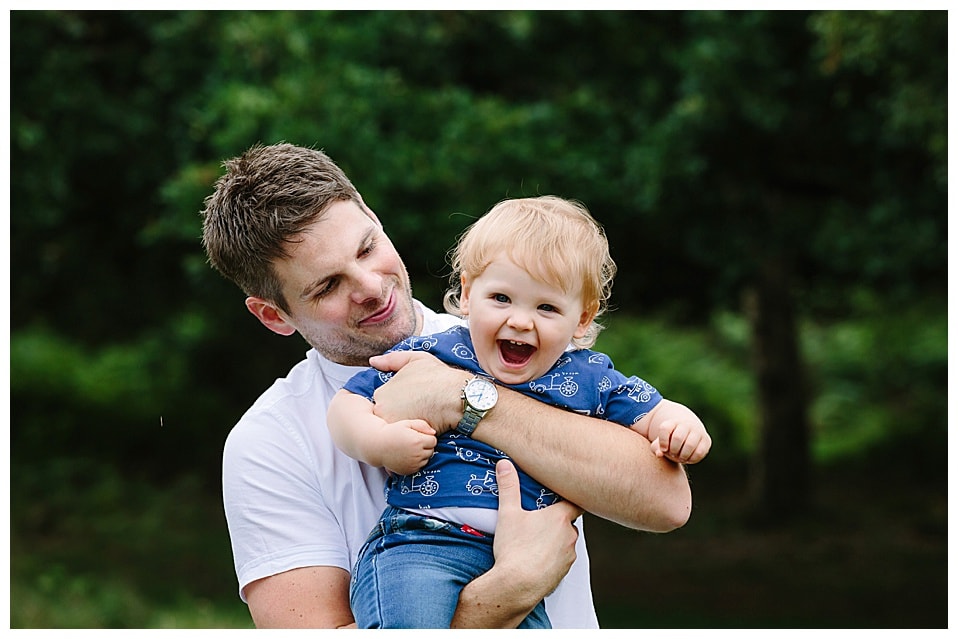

{"left": 594, "top": 354, "right": 663, "bottom": 427}
{"left": 342, "top": 367, "right": 391, "bottom": 401}
{"left": 341, "top": 337, "right": 425, "bottom": 400}
{"left": 222, "top": 411, "right": 351, "bottom": 602}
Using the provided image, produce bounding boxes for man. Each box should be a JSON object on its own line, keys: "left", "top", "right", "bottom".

{"left": 201, "top": 142, "right": 692, "bottom": 628}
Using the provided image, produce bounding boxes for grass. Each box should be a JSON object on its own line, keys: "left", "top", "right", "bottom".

{"left": 12, "top": 563, "right": 252, "bottom": 629}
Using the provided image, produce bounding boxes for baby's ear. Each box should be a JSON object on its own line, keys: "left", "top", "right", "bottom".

{"left": 574, "top": 300, "right": 600, "bottom": 338}
{"left": 458, "top": 274, "right": 473, "bottom": 316}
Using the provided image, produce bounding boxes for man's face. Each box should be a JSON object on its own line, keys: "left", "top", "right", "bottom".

{"left": 267, "top": 199, "right": 421, "bottom": 366}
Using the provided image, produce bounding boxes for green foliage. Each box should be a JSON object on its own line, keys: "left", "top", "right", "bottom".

{"left": 8, "top": 9, "right": 947, "bottom": 628}
{"left": 11, "top": 458, "right": 251, "bottom": 628}
{"left": 12, "top": 562, "right": 252, "bottom": 629}
{"left": 600, "top": 313, "right": 757, "bottom": 462}
{"left": 11, "top": 10, "right": 946, "bottom": 328}
{"left": 810, "top": 11, "right": 947, "bottom": 185}
{"left": 597, "top": 297, "right": 946, "bottom": 471}
{"left": 11, "top": 12, "right": 215, "bottom": 342}
{"left": 8, "top": 309, "right": 295, "bottom": 483}
{"left": 803, "top": 297, "right": 947, "bottom": 463}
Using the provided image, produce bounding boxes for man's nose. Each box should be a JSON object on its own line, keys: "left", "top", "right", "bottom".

{"left": 349, "top": 268, "right": 383, "bottom": 303}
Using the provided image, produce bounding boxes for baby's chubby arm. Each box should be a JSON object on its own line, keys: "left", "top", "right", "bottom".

{"left": 327, "top": 389, "right": 437, "bottom": 475}
{"left": 633, "top": 399, "right": 712, "bottom": 465}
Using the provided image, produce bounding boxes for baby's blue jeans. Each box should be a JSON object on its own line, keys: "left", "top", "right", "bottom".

{"left": 350, "top": 505, "right": 551, "bottom": 629}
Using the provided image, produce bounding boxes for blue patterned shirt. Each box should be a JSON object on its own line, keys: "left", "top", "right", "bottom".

{"left": 342, "top": 325, "right": 662, "bottom": 513}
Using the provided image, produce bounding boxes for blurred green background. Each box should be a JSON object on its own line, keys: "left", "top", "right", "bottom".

{"left": 9, "top": 10, "right": 947, "bottom": 629}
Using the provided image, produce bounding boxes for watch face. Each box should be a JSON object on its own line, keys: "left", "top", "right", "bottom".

{"left": 465, "top": 378, "right": 498, "bottom": 411}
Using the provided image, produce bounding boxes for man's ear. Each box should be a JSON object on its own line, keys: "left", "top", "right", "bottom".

{"left": 245, "top": 296, "right": 297, "bottom": 336}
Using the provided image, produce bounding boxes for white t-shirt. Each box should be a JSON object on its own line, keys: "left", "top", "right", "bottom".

{"left": 222, "top": 303, "right": 598, "bottom": 629}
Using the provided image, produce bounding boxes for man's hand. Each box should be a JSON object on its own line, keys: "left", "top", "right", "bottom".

{"left": 491, "top": 459, "right": 582, "bottom": 591}
{"left": 451, "top": 459, "right": 582, "bottom": 628}
{"left": 369, "top": 350, "right": 470, "bottom": 435}
{"left": 372, "top": 350, "right": 693, "bottom": 531}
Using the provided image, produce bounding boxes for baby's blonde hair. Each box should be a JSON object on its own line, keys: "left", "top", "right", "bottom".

{"left": 443, "top": 195, "right": 616, "bottom": 349}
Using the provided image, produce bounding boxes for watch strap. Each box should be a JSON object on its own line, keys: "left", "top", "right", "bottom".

{"left": 456, "top": 406, "right": 484, "bottom": 436}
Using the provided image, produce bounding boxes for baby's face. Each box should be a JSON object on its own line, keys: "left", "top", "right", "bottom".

{"left": 459, "top": 254, "right": 594, "bottom": 385}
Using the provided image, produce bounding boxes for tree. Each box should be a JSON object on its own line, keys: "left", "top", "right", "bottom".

{"left": 11, "top": 10, "right": 946, "bottom": 516}
{"left": 336, "top": 10, "right": 946, "bottom": 520}
{"left": 619, "top": 10, "right": 946, "bottom": 521}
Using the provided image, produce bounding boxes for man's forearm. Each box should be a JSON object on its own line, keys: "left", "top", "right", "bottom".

{"left": 473, "top": 388, "right": 691, "bottom": 531}
{"left": 369, "top": 351, "right": 692, "bottom": 531}
{"left": 451, "top": 567, "right": 540, "bottom": 628}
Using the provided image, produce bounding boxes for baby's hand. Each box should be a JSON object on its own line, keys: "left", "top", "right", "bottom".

{"left": 649, "top": 417, "right": 712, "bottom": 465}
{"left": 381, "top": 419, "right": 437, "bottom": 475}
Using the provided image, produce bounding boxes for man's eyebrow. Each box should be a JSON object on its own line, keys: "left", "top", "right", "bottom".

{"left": 299, "top": 226, "right": 377, "bottom": 300}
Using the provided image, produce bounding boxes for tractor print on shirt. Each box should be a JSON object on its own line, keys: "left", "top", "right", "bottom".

{"left": 465, "top": 469, "right": 499, "bottom": 496}
{"left": 448, "top": 438, "right": 497, "bottom": 464}
{"left": 449, "top": 341, "right": 478, "bottom": 364}
{"left": 597, "top": 375, "right": 613, "bottom": 392}
{"left": 396, "top": 334, "right": 439, "bottom": 352}
{"left": 415, "top": 336, "right": 439, "bottom": 351}
{"left": 399, "top": 469, "right": 441, "bottom": 497}
{"left": 536, "top": 488, "right": 559, "bottom": 509}
{"left": 529, "top": 371, "right": 580, "bottom": 397}
{"left": 587, "top": 353, "right": 607, "bottom": 366}
{"left": 616, "top": 377, "right": 656, "bottom": 404}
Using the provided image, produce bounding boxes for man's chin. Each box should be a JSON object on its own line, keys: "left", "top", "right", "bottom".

{"left": 355, "top": 323, "right": 417, "bottom": 361}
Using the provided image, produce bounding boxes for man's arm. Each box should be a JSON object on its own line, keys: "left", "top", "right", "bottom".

{"left": 245, "top": 566, "right": 356, "bottom": 628}
{"left": 245, "top": 463, "right": 580, "bottom": 629}
{"left": 369, "top": 351, "right": 692, "bottom": 531}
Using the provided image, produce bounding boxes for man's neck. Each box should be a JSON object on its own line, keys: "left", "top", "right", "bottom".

{"left": 413, "top": 301, "right": 425, "bottom": 336}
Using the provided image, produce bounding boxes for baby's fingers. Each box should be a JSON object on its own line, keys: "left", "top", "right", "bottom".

{"left": 407, "top": 419, "right": 437, "bottom": 437}
{"left": 666, "top": 429, "right": 712, "bottom": 464}
{"left": 649, "top": 436, "right": 665, "bottom": 458}
{"left": 684, "top": 432, "right": 713, "bottom": 464}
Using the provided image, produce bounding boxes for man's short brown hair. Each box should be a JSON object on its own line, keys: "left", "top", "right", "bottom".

{"left": 201, "top": 143, "right": 360, "bottom": 312}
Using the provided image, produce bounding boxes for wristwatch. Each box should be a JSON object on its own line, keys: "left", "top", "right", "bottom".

{"left": 456, "top": 376, "right": 498, "bottom": 436}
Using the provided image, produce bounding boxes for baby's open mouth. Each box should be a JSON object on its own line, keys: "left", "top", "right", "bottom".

{"left": 499, "top": 339, "right": 536, "bottom": 366}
